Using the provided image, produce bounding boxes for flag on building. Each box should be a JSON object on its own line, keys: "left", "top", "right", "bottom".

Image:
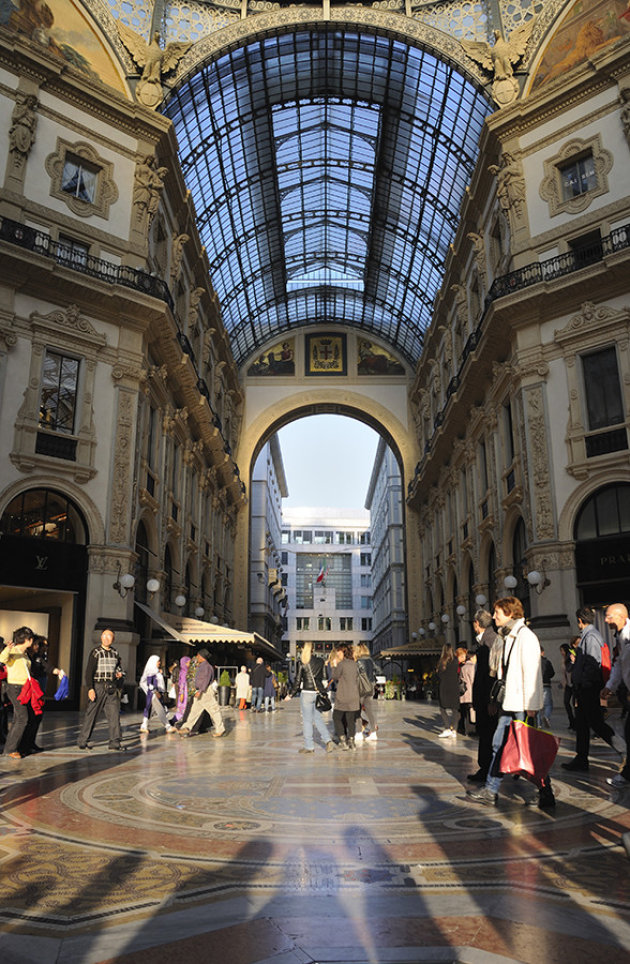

{"left": 316, "top": 559, "right": 329, "bottom": 584}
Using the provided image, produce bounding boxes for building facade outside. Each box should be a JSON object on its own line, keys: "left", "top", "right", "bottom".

{"left": 249, "top": 436, "right": 288, "bottom": 649}
{"left": 365, "top": 439, "right": 407, "bottom": 655}
{"left": 281, "top": 508, "right": 374, "bottom": 665}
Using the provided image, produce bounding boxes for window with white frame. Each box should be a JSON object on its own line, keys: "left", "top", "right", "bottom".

{"left": 296, "top": 616, "right": 310, "bottom": 631}
{"left": 339, "top": 617, "right": 353, "bottom": 631}
{"left": 318, "top": 616, "right": 332, "bottom": 631}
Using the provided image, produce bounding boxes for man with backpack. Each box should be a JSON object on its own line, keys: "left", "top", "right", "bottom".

{"left": 562, "top": 607, "right": 626, "bottom": 773}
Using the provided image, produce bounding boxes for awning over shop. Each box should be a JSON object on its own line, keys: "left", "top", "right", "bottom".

{"left": 135, "top": 602, "right": 284, "bottom": 660}
{"left": 375, "top": 639, "right": 442, "bottom": 659}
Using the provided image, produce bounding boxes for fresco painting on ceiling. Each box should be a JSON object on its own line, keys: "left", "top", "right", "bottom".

{"left": 357, "top": 339, "right": 405, "bottom": 376}
{"left": 305, "top": 333, "right": 347, "bottom": 376}
{"left": 0, "top": 0, "right": 127, "bottom": 93}
{"left": 247, "top": 338, "right": 295, "bottom": 376}
{"left": 532, "top": 0, "right": 630, "bottom": 90}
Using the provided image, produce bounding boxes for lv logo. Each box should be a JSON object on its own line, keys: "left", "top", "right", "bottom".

{"left": 35, "top": 555, "right": 49, "bottom": 571}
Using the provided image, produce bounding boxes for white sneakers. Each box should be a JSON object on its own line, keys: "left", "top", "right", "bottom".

{"left": 139, "top": 721, "right": 149, "bottom": 733}
{"left": 438, "top": 728, "right": 456, "bottom": 739}
{"left": 607, "top": 773, "right": 630, "bottom": 788}
{"left": 355, "top": 731, "right": 364, "bottom": 742}
{"left": 365, "top": 731, "right": 377, "bottom": 742}
{"left": 165, "top": 724, "right": 176, "bottom": 733}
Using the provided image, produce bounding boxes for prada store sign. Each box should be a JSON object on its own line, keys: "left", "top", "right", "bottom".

{"left": 576, "top": 536, "right": 630, "bottom": 583}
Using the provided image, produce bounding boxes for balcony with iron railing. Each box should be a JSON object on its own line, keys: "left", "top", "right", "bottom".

{"left": 408, "top": 221, "right": 630, "bottom": 499}
{"left": 0, "top": 215, "right": 174, "bottom": 309}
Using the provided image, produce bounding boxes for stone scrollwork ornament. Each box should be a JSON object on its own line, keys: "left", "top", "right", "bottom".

{"left": 461, "top": 19, "right": 537, "bottom": 108}
{"left": 117, "top": 25, "right": 192, "bottom": 110}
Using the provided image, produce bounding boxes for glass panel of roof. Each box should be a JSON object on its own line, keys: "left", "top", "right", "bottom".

{"left": 165, "top": 28, "right": 491, "bottom": 365}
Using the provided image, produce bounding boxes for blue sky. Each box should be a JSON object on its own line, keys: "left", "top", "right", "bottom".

{"left": 278, "top": 415, "right": 380, "bottom": 509}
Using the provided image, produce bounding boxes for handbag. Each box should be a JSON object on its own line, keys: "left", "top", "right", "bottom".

{"left": 356, "top": 661, "right": 373, "bottom": 700}
{"left": 500, "top": 719, "right": 560, "bottom": 781}
{"left": 315, "top": 692, "right": 331, "bottom": 712}
{"left": 489, "top": 628, "right": 521, "bottom": 707}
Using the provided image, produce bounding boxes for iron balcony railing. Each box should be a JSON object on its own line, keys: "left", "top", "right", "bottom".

{"left": 0, "top": 215, "right": 174, "bottom": 310}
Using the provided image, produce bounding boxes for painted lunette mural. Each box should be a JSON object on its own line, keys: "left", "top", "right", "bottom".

{"left": 1, "top": 0, "right": 127, "bottom": 93}
{"left": 531, "top": 0, "right": 630, "bottom": 90}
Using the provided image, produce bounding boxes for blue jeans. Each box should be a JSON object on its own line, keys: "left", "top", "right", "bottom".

{"left": 252, "top": 686, "right": 264, "bottom": 710}
{"left": 486, "top": 711, "right": 526, "bottom": 794}
{"left": 300, "top": 690, "right": 331, "bottom": 750}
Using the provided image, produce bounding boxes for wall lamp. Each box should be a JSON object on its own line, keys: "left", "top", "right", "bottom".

{"left": 195, "top": 606, "right": 205, "bottom": 618}
{"left": 113, "top": 563, "right": 135, "bottom": 598}
{"left": 456, "top": 604, "right": 467, "bottom": 618}
{"left": 475, "top": 593, "right": 487, "bottom": 607}
{"left": 146, "top": 578, "right": 160, "bottom": 597}
{"left": 441, "top": 613, "right": 449, "bottom": 624}
{"left": 428, "top": 621, "right": 437, "bottom": 632}
{"left": 503, "top": 574, "right": 518, "bottom": 590}
{"left": 174, "top": 593, "right": 187, "bottom": 610}
{"left": 526, "top": 567, "right": 550, "bottom": 595}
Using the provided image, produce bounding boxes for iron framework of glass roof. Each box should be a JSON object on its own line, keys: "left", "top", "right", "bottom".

{"left": 166, "top": 29, "right": 491, "bottom": 367}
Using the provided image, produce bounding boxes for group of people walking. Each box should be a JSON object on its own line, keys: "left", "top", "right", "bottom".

{"left": 433, "top": 596, "right": 629, "bottom": 810}
{"left": 0, "top": 626, "right": 64, "bottom": 759}
{"left": 286, "top": 641, "right": 377, "bottom": 753}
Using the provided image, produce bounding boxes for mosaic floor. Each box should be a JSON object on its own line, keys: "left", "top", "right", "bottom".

{"left": 0, "top": 700, "right": 629, "bottom": 964}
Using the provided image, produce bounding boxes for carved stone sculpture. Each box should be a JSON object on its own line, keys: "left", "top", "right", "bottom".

{"left": 620, "top": 87, "right": 630, "bottom": 149}
{"left": 133, "top": 155, "right": 168, "bottom": 225}
{"left": 488, "top": 151, "right": 526, "bottom": 220}
{"left": 117, "top": 25, "right": 192, "bottom": 110}
{"left": 9, "top": 93, "right": 38, "bottom": 168}
{"left": 462, "top": 21, "right": 537, "bottom": 107}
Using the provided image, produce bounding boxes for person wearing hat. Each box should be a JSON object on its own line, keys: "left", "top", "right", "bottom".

{"left": 179, "top": 649, "right": 225, "bottom": 738}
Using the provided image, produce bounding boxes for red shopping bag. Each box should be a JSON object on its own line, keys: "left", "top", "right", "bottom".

{"left": 500, "top": 719, "right": 559, "bottom": 781}
{"left": 17, "top": 677, "right": 45, "bottom": 716}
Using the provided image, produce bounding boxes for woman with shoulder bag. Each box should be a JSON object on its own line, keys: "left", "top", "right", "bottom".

{"left": 330, "top": 644, "right": 361, "bottom": 750}
{"left": 285, "top": 643, "right": 335, "bottom": 754}
{"left": 354, "top": 643, "right": 378, "bottom": 742}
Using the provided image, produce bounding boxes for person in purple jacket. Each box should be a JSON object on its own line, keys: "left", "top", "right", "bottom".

{"left": 179, "top": 649, "right": 225, "bottom": 738}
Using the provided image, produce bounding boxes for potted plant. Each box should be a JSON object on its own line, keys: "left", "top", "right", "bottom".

{"left": 218, "top": 669, "right": 232, "bottom": 706}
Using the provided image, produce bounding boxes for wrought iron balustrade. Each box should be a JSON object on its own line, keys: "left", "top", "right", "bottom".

{"left": 0, "top": 215, "right": 174, "bottom": 309}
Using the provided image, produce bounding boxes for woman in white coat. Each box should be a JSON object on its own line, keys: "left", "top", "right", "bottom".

{"left": 468, "top": 596, "right": 555, "bottom": 810}
{"left": 235, "top": 665, "right": 250, "bottom": 710}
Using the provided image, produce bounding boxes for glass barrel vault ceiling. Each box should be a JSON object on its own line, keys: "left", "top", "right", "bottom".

{"left": 165, "top": 29, "right": 491, "bottom": 367}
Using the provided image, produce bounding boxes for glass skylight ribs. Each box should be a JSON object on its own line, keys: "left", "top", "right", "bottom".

{"left": 166, "top": 27, "right": 490, "bottom": 364}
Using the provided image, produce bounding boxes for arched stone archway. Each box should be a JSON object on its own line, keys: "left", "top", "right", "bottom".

{"left": 233, "top": 375, "right": 422, "bottom": 632}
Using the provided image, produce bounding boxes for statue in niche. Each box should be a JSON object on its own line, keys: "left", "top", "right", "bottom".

{"left": 462, "top": 20, "right": 537, "bottom": 107}
{"left": 9, "top": 92, "right": 38, "bottom": 166}
{"left": 488, "top": 151, "right": 526, "bottom": 220}
{"left": 117, "top": 25, "right": 192, "bottom": 110}
{"left": 133, "top": 155, "right": 168, "bottom": 225}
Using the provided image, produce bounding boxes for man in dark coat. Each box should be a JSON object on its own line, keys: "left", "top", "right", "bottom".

{"left": 467, "top": 610, "right": 501, "bottom": 782}
{"left": 250, "top": 657, "right": 267, "bottom": 713}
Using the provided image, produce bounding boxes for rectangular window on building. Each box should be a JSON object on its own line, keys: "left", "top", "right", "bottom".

{"left": 582, "top": 347, "right": 624, "bottom": 430}
{"left": 361, "top": 617, "right": 373, "bottom": 631}
{"left": 504, "top": 401, "right": 514, "bottom": 464}
{"left": 39, "top": 349, "right": 79, "bottom": 435}
{"left": 559, "top": 152, "right": 596, "bottom": 200}
{"left": 360, "top": 531, "right": 371, "bottom": 545}
{"left": 360, "top": 552, "right": 371, "bottom": 566}
{"left": 296, "top": 617, "right": 310, "bottom": 631}
{"left": 339, "top": 617, "right": 353, "bottom": 631}
{"left": 281, "top": 530, "right": 290, "bottom": 544}
{"left": 479, "top": 439, "right": 488, "bottom": 492}
{"left": 61, "top": 154, "right": 99, "bottom": 203}
{"left": 360, "top": 596, "right": 372, "bottom": 609}
{"left": 318, "top": 616, "right": 332, "bottom": 631}
{"left": 335, "top": 531, "right": 353, "bottom": 544}
{"left": 281, "top": 551, "right": 288, "bottom": 565}
{"left": 360, "top": 574, "right": 371, "bottom": 587}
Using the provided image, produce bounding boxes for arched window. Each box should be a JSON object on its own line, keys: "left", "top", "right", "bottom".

{"left": 164, "top": 545, "right": 174, "bottom": 611}
{"left": 487, "top": 543, "right": 496, "bottom": 604}
{"left": 1, "top": 488, "right": 87, "bottom": 543}
{"left": 575, "top": 483, "right": 630, "bottom": 604}
{"left": 512, "top": 517, "right": 531, "bottom": 616}
{"left": 135, "top": 521, "right": 150, "bottom": 604}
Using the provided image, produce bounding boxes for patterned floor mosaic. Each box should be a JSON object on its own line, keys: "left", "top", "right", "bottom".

{"left": 0, "top": 701, "right": 629, "bottom": 963}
